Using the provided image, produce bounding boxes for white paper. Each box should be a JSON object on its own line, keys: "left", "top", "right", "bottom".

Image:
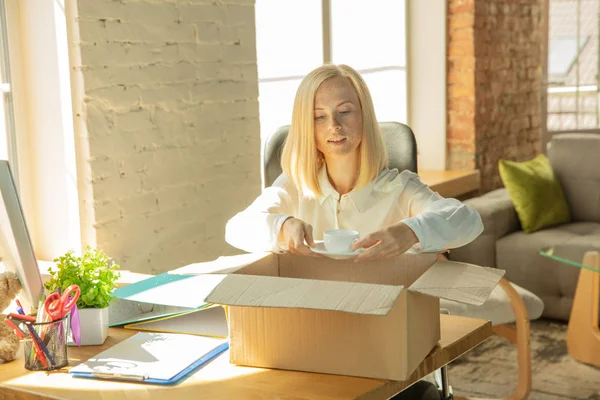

{"left": 122, "top": 274, "right": 228, "bottom": 309}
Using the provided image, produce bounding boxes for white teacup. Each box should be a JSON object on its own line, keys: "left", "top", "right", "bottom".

{"left": 323, "top": 229, "right": 360, "bottom": 254}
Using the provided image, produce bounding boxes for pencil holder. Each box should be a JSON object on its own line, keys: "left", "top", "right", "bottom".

{"left": 22, "top": 315, "right": 69, "bottom": 371}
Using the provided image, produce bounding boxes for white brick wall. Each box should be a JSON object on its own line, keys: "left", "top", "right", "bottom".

{"left": 72, "top": 0, "right": 261, "bottom": 273}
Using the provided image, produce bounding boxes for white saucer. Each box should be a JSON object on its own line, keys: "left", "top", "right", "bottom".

{"left": 310, "top": 242, "right": 363, "bottom": 260}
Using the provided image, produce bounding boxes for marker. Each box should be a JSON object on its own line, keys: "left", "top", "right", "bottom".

{"left": 8, "top": 313, "right": 36, "bottom": 322}
{"left": 4, "top": 319, "right": 25, "bottom": 339}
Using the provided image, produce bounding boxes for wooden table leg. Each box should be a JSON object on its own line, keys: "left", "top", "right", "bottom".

{"left": 453, "top": 278, "right": 532, "bottom": 400}
{"left": 566, "top": 251, "right": 600, "bottom": 368}
{"left": 438, "top": 254, "right": 532, "bottom": 400}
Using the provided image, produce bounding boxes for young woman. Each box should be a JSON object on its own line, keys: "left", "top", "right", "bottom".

{"left": 225, "top": 64, "right": 483, "bottom": 261}
{"left": 226, "top": 63, "right": 481, "bottom": 399}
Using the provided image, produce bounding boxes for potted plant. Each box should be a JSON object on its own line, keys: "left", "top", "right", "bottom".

{"left": 45, "top": 246, "right": 120, "bottom": 345}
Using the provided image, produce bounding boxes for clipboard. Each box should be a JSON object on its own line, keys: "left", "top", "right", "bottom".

{"left": 123, "top": 305, "right": 229, "bottom": 338}
{"left": 69, "top": 332, "right": 229, "bottom": 385}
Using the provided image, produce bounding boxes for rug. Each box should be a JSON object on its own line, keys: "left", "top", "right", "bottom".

{"left": 447, "top": 319, "right": 600, "bottom": 399}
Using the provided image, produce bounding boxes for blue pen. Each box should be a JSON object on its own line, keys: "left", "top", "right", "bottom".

{"left": 16, "top": 299, "right": 56, "bottom": 367}
{"left": 14, "top": 299, "right": 26, "bottom": 315}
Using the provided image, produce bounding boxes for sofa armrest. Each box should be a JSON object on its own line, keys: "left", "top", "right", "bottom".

{"left": 449, "top": 188, "right": 520, "bottom": 268}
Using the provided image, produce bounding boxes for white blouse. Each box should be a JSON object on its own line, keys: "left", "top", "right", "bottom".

{"left": 225, "top": 167, "right": 483, "bottom": 254}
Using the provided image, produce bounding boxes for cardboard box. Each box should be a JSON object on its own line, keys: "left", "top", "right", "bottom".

{"left": 163, "top": 251, "right": 504, "bottom": 381}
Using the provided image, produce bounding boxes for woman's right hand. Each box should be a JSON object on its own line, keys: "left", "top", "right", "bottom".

{"left": 279, "top": 217, "right": 317, "bottom": 256}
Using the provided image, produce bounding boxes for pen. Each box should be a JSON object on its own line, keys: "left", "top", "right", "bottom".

{"left": 9, "top": 317, "right": 50, "bottom": 368}
{"left": 24, "top": 322, "right": 54, "bottom": 368}
{"left": 9, "top": 313, "right": 36, "bottom": 322}
{"left": 14, "top": 300, "right": 55, "bottom": 368}
{"left": 4, "top": 319, "right": 25, "bottom": 339}
{"left": 15, "top": 299, "right": 26, "bottom": 315}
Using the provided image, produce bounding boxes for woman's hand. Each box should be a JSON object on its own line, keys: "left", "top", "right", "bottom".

{"left": 350, "top": 222, "right": 419, "bottom": 262}
{"left": 279, "top": 217, "right": 318, "bottom": 256}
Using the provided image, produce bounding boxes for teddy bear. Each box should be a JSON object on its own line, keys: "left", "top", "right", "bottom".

{"left": 0, "top": 271, "right": 22, "bottom": 362}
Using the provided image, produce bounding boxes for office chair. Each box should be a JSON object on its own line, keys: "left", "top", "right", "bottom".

{"left": 263, "top": 121, "right": 418, "bottom": 188}
{"left": 261, "top": 121, "right": 534, "bottom": 400}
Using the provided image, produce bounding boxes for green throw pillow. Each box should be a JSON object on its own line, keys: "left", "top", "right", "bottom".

{"left": 498, "top": 154, "right": 571, "bottom": 233}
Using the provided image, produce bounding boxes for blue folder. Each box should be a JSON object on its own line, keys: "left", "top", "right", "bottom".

{"left": 110, "top": 272, "right": 209, "bottom": 327}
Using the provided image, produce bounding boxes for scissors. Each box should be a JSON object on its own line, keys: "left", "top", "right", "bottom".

{"left": 43, "top": 285, "right": 81, "bottom": 321}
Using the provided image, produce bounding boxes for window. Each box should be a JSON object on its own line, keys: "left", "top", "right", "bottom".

{"left": 0, "top": 0, "right": 17, "bottom": 178}
{"left": 546, "top": 0, "right": 600, "bottom": 133}
{"left": 0, "top": 0, "right": 11, "bottom": 273}
{"left": 255, "top": 0, "right": 407, "bottom": 158}
{"left": 330, "top": 0, "right": 407, "bottom": 124}
{"left": 0, "top": 0, "right": 82, "bottom": 261}
{"left": 549, "top": 36, "right": 590, "bottom": 78}
{"left": 255, "top": 0, "right": 323, "bottom": 151}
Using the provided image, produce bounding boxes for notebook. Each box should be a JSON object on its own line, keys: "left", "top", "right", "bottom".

{"left": 69, "top": 332, "right": 229, "bottom": 385}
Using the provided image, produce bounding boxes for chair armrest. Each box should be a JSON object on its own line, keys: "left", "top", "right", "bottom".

{"left": 449, "top": 188, "right": 520, "bottom": 268}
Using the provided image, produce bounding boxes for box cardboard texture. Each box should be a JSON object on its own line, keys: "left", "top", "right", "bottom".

{"left": 173, "top": 252, "right": 503, "bottom": 381}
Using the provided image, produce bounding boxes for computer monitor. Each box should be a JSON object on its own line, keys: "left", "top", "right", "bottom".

{"left": 0, "top": 160, "right": 43, "bottom": 307}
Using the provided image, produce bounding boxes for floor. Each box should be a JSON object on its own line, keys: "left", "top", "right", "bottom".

{"left": 447, "top": 319, "right": 600, "bottom": 399}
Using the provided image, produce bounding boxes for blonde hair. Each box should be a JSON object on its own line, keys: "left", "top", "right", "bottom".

{"left": 280, "top": 64, "right": 388, "bottom": 198}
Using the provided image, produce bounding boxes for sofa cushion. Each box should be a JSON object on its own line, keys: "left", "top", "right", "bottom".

{"left": 499, "top": 154, "right": 571, "bottom": 233}
{"left": 451, "top": 188, "right": 520, "bottom": 268}
{"left": 496, "top": 221, "right": 600, "bottom": 320}
{"left": 549, "top": 133, "right": 600, "bottom": 223}
{"left": 440, "top": 281, "right": 544, "bottom": 326}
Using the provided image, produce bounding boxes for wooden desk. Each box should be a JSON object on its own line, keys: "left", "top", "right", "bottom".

{"left": 0, "top": 314, "right": 491, "bottom": 400}
{"left": 419, "top": 170, "right": 480, "bottom": 198}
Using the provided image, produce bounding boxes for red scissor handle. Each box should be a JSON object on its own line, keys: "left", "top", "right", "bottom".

{"left": 44, "top": 285, "right": 81, "bottom": 320}
{"left": 61, "top": 285, "right": 81, "bottom": 310}
{"left": 44, "top": 292, "right": 62, "bottom": 319}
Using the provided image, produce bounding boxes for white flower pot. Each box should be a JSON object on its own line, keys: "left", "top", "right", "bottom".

{"left": 74, "top": 307, "right": 109, "bottom": 346}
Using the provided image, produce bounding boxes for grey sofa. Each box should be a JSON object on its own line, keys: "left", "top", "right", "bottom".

{"left": 449, "top": 133, "right": 600, "bottom": 321}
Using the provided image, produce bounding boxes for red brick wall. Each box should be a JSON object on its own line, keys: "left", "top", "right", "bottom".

{"left": 447, "top": 0, "right": 545, "bottom": 192}
{"left": 447, "top": 0, "right": 476, "bottom": 172}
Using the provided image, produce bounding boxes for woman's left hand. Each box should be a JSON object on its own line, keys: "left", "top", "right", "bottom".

{"left": 350, "top": 222, "right": 419, "bottom": 262}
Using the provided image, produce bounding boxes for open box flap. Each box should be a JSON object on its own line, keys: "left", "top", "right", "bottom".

{"left": 408, "top": 259, "right": 505, "bottom": 306}
{"left": 205, "top": 274, "right": 404, "bottom": 315}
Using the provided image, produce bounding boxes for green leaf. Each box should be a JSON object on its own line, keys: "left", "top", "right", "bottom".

{"left": 46, "top": 246, "right": 121, "bottom": 309}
